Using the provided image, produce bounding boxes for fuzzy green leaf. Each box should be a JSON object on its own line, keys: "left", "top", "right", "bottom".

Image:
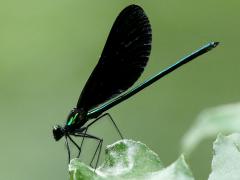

{"left": 69, "top": 139, "right": 194, "bottom": 180}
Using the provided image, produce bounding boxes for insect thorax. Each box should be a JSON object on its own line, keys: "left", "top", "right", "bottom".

{"left": 65, "top": 108, "right": 87, "bottom": 129}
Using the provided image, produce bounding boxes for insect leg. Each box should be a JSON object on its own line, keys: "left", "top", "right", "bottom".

{"left": 87, "top": 113, "right": 124, "bottom": 139}
{"left": 74, "top": 133, "right": 103, "bottom": 169}
{"left": 104, "top": 113, "right": 124, "bottom": 139}
{"left": 67, "top": 135, "right": 82, "bottom": 158}
{"left": 72, "top": 127, "right": 88, "bottom": 158}
{"left": 89, "top": 136, "right": 102, "bottom": 169}
{"left": 65, "top": 136, "right": 71, "bottom": 163}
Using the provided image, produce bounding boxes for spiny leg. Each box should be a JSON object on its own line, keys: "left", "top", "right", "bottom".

{"left": 74, "top": 133, "right": 103, "bottom": 169}
{"left": 86, "top": 113, "right": 124, "bottom": 139}
{"left": 72, "top": 113, "right": 122, "bottom": 167}
{"left": 104, "top": 113, "right": 124, "bottom": 139}
{"left": 89, "top": 137, "right": 103, "bottom": 169}
{"left": 68, "top": 127, "right": 90, "bottom": 160}
{"left": 67, "top": 135, "right": 82, "bottom": 158}
{"left": 79, "top": 127, "right": 88, "bottom": 155}
{"left": 75, "top": 113, "right": 123, "bottom": 141}
{"left": 65, "top": 136, "right": 71, "bottom": 163}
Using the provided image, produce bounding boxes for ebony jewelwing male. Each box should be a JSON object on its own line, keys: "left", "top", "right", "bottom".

{"left": 53, "top": 4, "right": 219, "bottom": 167}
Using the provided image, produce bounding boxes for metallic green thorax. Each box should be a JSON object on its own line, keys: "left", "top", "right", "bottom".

{"left": 67, "top": 113, "right": 79, "bottom": 126}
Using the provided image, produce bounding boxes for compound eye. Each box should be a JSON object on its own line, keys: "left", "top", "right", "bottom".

{"left": 53, "top": 125, "right": 64, "bottom": 141}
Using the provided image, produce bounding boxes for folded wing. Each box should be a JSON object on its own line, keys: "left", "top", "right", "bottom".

{"left": 77, "top": 5, "right": 152, "bottom": 111}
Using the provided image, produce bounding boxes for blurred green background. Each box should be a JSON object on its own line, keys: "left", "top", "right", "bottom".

{"left": 0, "top": 0, "right": 238, "bottom": 179}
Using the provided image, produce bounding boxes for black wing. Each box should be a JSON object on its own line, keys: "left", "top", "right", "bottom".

{"left": 77, "top": 5, "right": 152, "bottom": 110}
